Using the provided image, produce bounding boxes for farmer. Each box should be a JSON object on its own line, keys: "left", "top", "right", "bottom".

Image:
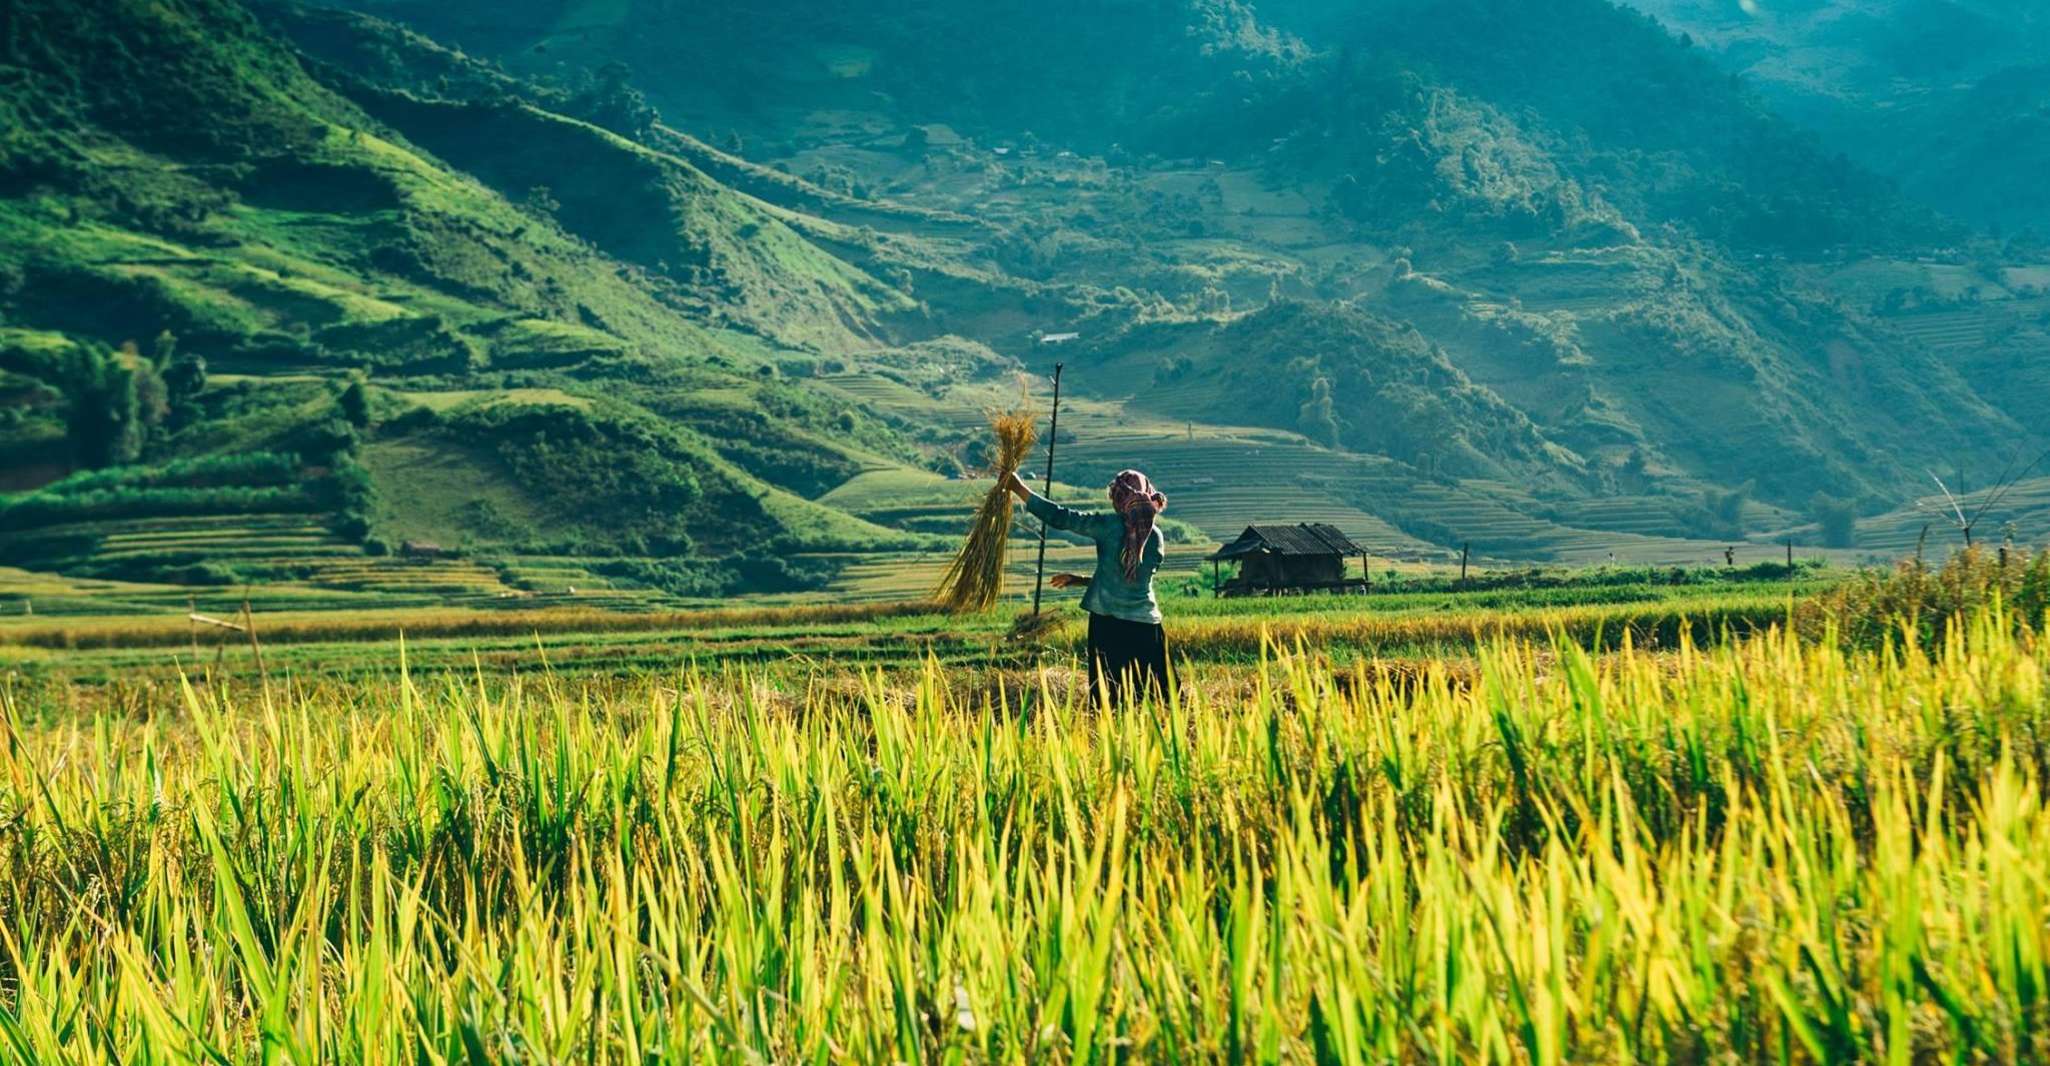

{"left": 1002, "top": 468, "right": 1170, "bottom": 707}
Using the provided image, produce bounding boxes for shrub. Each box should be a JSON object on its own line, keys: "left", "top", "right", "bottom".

{"left": 732, "top": 553, "right": 842, "bottom": 593}
{"left": 592, "top": 558, "right": 726, "bottom": 597}
{"left": 32, "top": 452, "right": 299, "bottom": 495}
{"left": 290, "top": 418, "right": 358, "bottom": 464}
{"left": 339, "top": 376, "right": 371, "bottom": 429}
{"left": 0, "top": 485, "right": 315, "bottom": 531}
{"left": 1801, "top": 546, "right": 2050, "bottom": 648}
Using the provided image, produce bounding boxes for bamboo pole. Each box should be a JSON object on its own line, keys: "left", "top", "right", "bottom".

{"left": 1031, "top": 362, "right": 1064, "bottom": 616}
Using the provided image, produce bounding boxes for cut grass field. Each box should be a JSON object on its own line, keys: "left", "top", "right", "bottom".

{"left": 3, "top": 595, "right": 2046, "bottom": 1060}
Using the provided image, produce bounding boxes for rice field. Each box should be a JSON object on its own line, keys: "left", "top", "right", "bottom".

{"left": 0, "top": 570, "right": 1823, "bottom": 687}
{"left": 3, "top": 582, "right": 2048, "bottom": 1060}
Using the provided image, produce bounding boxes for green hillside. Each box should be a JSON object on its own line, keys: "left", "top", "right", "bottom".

{"left": 5, "top": 0, "right": 2050, "bottom": 601}
{"left": 1079, "top": 303, "right": 1587, "bottom": 487}
{"left": 389, "top": 0, "right": 2037, "bottom": 506}
{"left": 0, "top": 0, "right": 952, "bottom": 596}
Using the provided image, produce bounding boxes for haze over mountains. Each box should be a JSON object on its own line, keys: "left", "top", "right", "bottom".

{"left": 2, "top": 0, "right": 2046, "bottom": 596}
{"left": 1622, "top": 0, "right": 2050, "bottom": 235}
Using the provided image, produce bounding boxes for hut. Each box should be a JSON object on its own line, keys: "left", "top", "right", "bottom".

{"left": 1206, "top": 523, "right": 1370, "bottom": 596}
{"left": 400, "top": 540, "right": 447, "bottom": 559}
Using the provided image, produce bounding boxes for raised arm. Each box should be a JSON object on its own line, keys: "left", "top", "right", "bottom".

{"left": 1002, "top": 472, "right": 1099, "bottom": 534}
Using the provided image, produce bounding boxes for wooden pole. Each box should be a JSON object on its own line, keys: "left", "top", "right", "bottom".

{"left": 1459, "top": 542, "right": 1470, "bottom": 584}
{"left": 241, "top": 598, "right": 269, "bottom": 692}
{"left": 1785, "top": 539, "right": 1793, "bottom": 569}
{"left": 1031, "top": 362, "right": 1064, "bottom": 616}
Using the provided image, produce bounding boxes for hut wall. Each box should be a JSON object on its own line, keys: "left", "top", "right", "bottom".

{"left": 1239, "top": 553, "right": 1345, "bottom": 588}
{"left": 1280, "top": 556, "right": 1345, "bottom": 585}
{"left": 1243, "top": 555, "right": 1287, "bottom": 586}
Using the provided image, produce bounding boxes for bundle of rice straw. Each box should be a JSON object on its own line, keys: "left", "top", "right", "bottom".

{"left": 933, "top": 402, "right": 1039, "bottom": 612}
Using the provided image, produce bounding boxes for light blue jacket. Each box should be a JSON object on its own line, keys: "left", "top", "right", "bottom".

{"left": 1023, "top": 489, "right": 1164, "bottom": 624}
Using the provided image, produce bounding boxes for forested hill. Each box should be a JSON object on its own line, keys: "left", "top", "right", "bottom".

{"left": 2, "top": 0, "right": 2046, "bottom": 596}
{"left": 359, "top": 0, "right": 1948, "bottom": 253}
{"left": 0, "top": 0, "right": 950, "bottom": 594}
{"left": 1620, "top": 0, "right": 2050, "bottom": 238}
{"left": 346, "top": 0, "right": 2041, "bottom": 498}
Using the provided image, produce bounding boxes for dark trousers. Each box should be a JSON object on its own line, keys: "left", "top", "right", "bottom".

{"left": 1087, "top": 612, "right": 1169, "bottom": 708}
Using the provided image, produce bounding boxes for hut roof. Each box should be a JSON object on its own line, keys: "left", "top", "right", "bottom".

{"left": 1207, "top": 523, "right": 1365, "bottom": 561}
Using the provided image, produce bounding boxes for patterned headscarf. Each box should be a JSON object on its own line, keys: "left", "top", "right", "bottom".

{"left": 1108, "top": 469, "right": 1166, "bottom": 582}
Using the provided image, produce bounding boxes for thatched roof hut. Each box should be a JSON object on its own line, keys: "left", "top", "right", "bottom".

{"left": 1206, "top": 523, "right": 1369, "bottom": 595}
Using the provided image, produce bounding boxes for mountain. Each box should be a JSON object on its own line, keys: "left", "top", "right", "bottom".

{"left": 3, "top": 0, "right": 2047, "bottom": 598}
{"left": 0, "top": 0, "right": 946, "bottom": 594}
{"left": 363, "top": 0, "right": 2039, "bottom": 487}
{"left": 1620, "top": 0, "right": 2050, "bottom": 238}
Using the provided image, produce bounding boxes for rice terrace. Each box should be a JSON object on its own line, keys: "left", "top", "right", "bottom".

{"left": 6, "top": 0, "right": 2050, "bottom": 1061}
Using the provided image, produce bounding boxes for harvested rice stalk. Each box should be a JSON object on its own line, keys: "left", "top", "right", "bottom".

{"left": 934, "top": 404, "right": 1039, "bottom": 612}
{"left": 1004, "top": 607, "right": 1066, "bottom": 644}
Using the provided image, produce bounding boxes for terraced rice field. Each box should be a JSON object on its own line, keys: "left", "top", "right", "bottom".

{"left": 1833, "top": 476, "right": 2050, "bottom": 556}
{"left": 820, "top": 539, "right": 1217, "bottom": 604}
{"left": 1, "top": 513, "right": 682, "bottom": 617}
{"left": 1546, "top": 496, "right": 1692, "bottom": 537}
{"left": 818, "top": 371, "right": 972, "bottom": 423}
{"left": 1886, "top": 309, "right": 1991, "bottom": 351}
{"left": 1060, "top": 433, "right": 1429, "bottom": 549}
{"left": 818, "top": 367, "right": 1783, "bottom": 565}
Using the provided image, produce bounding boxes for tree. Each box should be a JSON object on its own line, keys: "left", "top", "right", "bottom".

{"left": 339, "top": 375, "right": 371, "bottom": 429}
{"left": 1810, "top": 492, "right": 1857, "bottom": 548}
{"left": 522, "top": 185, "right": 560, "bottom": 220}
{"left": 1621, "top": 446, "right": 1648, "bottom": 481}
{"left": 1298, "top": 375, "right": 1340, "bottom": 448}
{"left": 163, "top": 354, "right": 207, "bottom": 428}
{"left": 61, "top": 344, "right": 143, "bottom": 467}
{"left": 163, "top": 354, "right": 206, "bottom": 404}
{"left": 293, "top": 418, "right": 358, "bottom": 465}
{"left": 1700, "top": 480, "right": 1753, "bottom": 537}
{"left": 574, "top": 61, "right": 658, "bottom": 139}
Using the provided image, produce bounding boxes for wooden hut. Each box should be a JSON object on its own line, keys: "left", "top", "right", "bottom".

{"left": 1206, "top": 523, "right": 1370, "bottom": 596}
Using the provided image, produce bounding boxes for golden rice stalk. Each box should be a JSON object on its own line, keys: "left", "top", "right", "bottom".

{"left": 934, "top": 404, "right": 1039, "bottom": 613}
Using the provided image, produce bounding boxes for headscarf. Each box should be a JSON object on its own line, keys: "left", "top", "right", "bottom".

{"left": 1108, "top": 469, "right": 1166, "bottom": 582}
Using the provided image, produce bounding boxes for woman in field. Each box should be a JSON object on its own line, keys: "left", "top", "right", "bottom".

{"left": 1003, "top": 468, "right": 1170, "bottom": 706}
